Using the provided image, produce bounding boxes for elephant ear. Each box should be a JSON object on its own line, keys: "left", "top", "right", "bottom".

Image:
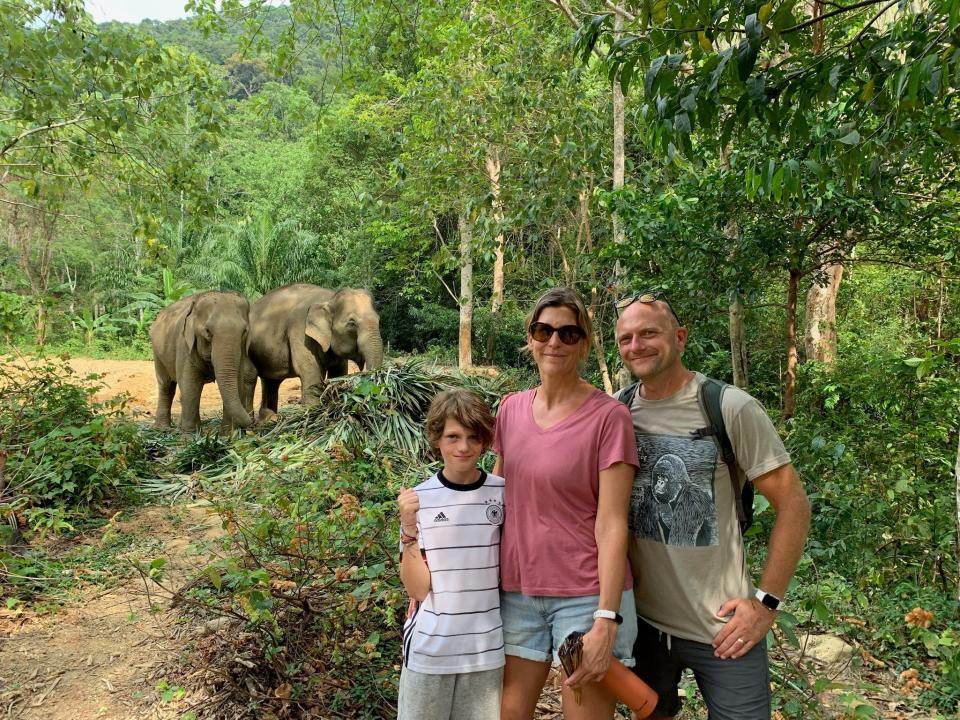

{"left": 180, "top": 299, "right": 198, "bottom": 352}
{"left": 305, "top": 302, "right": 333, "bottom": 352}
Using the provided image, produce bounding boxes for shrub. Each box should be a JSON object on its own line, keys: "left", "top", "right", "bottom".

{"left": 143, "top": 362, "right": 524, "bottom": 718}
{"left": 0, "top": 356, "right": 146, "bottom": 532}
{"left": 158, "top": 445, "right": 406, "bottom": 718}
{"left": 783, "top": 343, "right": 960, "bottom": 713}
{"left": 0, "top": 291, "right": 28, "bottom": 342}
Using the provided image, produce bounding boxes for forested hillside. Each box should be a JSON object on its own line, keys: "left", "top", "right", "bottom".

{"left": 1, "top": 0, "right": 958, "bottom": 718}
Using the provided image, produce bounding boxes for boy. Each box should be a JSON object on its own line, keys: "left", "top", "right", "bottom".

{"left": 396, "top": 389, "right": 505, "bottom": 720}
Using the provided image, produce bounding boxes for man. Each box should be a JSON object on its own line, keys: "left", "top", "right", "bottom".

{"left": 614, "top": 293, "right": 811, "bottom": 720}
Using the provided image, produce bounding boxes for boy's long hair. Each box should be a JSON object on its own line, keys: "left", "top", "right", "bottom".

{"left": 425, "top": 389, "right": 495, "bottom": 451}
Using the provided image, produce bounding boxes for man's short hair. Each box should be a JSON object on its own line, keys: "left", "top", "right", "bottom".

{"left": 523, "top": 287, "right": 594, "bottom": 342}
{"left": 425, "top": 389, "right": 495, "bottom": 450}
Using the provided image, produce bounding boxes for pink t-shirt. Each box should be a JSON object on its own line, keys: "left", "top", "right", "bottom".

{"left": 493, "top": 387, "right": 639, "bottom": 596}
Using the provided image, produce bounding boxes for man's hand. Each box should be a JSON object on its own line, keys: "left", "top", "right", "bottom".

{"left": 564, "top": 619, "right": 616, "bottom": 688}
{"left": 397, "top": 488, "right": 419, "bottom": 530}
{"left": 712, "top": 597, "right": 776, "bottom": 659}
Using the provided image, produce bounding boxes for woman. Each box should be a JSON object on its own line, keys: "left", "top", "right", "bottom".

{"left": 493, "top": 288, "right": 638, "bottom": 720}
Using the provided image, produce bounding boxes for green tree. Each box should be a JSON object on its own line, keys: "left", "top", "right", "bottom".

{"left": 1, "top": 1, "right": 224, "bottom": 211}
{"left": 189, "top": 213, "right": 325, "bottom": 298}
{"left": 572, "top": 0, "right": 958, "bottom": 188}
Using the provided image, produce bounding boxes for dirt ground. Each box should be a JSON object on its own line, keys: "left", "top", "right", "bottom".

{"left": 0, "top": 504, "right": 223, "bottom": 720}
{"left": 67, "top": 358, "right": 306, "bottom": 422}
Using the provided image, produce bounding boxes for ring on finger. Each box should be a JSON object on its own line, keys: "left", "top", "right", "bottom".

{"left": 736, "top": 637, "right": 745, "bottom": 644}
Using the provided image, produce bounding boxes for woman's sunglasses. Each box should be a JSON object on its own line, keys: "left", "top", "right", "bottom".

{"left": 529, "top": 322, "right": 587, "bottom": 345}
{"left": 615, "top": 290, "right": 682, "bottom": 326}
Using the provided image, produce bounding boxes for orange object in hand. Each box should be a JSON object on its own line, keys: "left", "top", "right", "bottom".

{"left": 559, "top": 631, "right": 658, "bottom": 717}
{"left": 600, "top": 658, "right": 658, "bottom": 718}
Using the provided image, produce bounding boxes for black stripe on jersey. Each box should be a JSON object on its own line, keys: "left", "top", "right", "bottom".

{"left": 413, "top": 643, "right": 506, "bottom": 658}
{"left": 429, "top": 563, "right": 499, "bottom": 573}
{"left": 431, "top": 585, "right": 500, "bottom": 595}
{"left": 417, "top": 624, "right": 503, "bottom": 638}
{"left": 422, "top": 606, "right": 500, "bottom": 617}
{"left": 421, "top": 542, "right": 500, "bottom": 552}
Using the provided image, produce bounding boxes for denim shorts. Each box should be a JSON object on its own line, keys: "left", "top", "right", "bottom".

{"left": 501, "top": 589, "right": 637, "bottom": 666}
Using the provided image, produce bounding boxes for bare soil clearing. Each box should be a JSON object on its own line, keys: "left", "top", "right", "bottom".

{"left": 0, "top": 504, "right": 223, "bottom": 720}
{"left": 66, "top": 358, "right": 305, "bottom": 422}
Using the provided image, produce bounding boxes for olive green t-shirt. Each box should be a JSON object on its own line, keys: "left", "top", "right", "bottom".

{"left": 621, "top": 372, "right": 791, "bottom": 645}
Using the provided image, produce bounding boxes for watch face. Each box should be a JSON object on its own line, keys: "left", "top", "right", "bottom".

{"left": 760, "top": 593, "right": 780, "bottom": 610}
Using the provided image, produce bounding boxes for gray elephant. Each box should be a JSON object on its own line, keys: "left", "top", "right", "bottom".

{"left": 150, "top": 291, "right": 255, "bottom": 433}
{"left": 247, "top": 284, "right": 384, "bottom": 419}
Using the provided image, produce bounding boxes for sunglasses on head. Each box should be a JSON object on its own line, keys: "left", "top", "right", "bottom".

{"left": 615, "top": 290, "right": 682, "bottom": 326}
{"left": 529, "top": 322, "right": 587, "bottom": 345}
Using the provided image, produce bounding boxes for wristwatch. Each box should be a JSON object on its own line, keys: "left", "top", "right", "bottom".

{"left": 755, "top": 589, "right": 782, "bottom": 611}
{"left": 592, "top": 609, "right": 624, "bottom": 624}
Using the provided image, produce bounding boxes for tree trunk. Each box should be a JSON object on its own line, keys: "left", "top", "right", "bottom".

{"left": 7, "top": 202, "right": 56, "bottom": 346}
{"left": 730, "top": 295, "right": 749, "bottom": 389}
{"left": 458, "top": 212, "right": 474, "bottom": 371}
{"left": 723, "top": 216, "right": 748, "bottom": 389}
{"left": 784, "top": 268, "right": 800, "bottom": 419}
{"left": 590, "top": 288, "right": 614, "bottom": 394}
{"left": 804, "top": 262, "right": 843, "bottom": 363}
{"left": 937, "top": 277, "right": 946, "bottom": 340}
{"left": 577, "top": 186, "right": 614, "bottom": 393}
{"left": 612, "top": 12, "right": 632, "bottom": 391}
{"left": 810, "top": 0, "right": 825, "bottom": 54}
{"left": 485, "top": 150, "right": 505, "bottom": 365}
{"left": 955, "top": 429, "right": 960, "bottom": 601}
{"left": 34, "top": 303, "right": 46, "bottom": 347}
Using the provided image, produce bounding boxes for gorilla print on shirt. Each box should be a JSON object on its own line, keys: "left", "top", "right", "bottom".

{"left": 629, "top": 433, "right": 719, "bottom": 547}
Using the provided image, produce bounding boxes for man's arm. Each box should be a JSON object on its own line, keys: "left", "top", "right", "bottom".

{"left": 712, "top": 463, "right": 810, "bottom": 659}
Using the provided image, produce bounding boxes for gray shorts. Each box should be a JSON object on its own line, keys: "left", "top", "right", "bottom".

{"left": 632, "top": 617, "right": 770, "bottom": 719}
{"left": 397, "top": 665, "right": 503, "bottom": 720}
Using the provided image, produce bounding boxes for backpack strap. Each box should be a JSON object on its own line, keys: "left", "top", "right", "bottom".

{"left": 619, "top": 382, "right": 639, "bottom": 408}
{"left": 694, "top": 378, "right": 749, "bottom": 534}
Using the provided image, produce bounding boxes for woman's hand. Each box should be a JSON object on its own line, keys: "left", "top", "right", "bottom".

{"left": 397, "top": 488, "right": 419, "bottom": 530}
{"left": 563, "top": 619, "right": 617, "bottom": 689}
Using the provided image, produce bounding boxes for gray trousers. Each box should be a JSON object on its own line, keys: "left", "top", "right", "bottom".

{"left": 633, "top": 618, "right": 770, "bottom": 719}
{"left": 397, "top": 666, "right": 503, "bottom": 720}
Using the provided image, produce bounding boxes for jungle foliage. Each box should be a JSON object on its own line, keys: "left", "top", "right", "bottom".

{"left": 0, "top": 0, "right": 958, "bottom": 717}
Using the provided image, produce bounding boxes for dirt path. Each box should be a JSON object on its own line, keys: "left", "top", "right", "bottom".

{"left": 0, "top": 504, "right": 221, "bottom": 720}
{"left": 66, "top": 358, "right": 305, "bottom": 422}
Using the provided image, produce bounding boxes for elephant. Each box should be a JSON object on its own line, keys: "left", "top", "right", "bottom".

{"left": 150, "top": 290, "right": 255, "bottom": 433}
{"left": 247, "top": 284, "right": 384, "bottom": 419}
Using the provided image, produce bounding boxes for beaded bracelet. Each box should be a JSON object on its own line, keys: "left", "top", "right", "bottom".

{"left": 400, "top": 532, "right": 419, "bottom": 546}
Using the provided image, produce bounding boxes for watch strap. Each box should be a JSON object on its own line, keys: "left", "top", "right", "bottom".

{"left": 592, "top": 609, "right": 624, "bottom": 625}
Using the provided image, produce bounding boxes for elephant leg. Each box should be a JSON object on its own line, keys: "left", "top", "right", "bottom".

{"left": 291, "top": 346, "right": 325, "bottom": 407}
{"left": 178, "top": 373, "right": 204, "bottom": 434}
{"left": 259, "top": 378, "right": 281, "bottom": 420}
{"left": 154, "top": 361, "right": 176, "bottom": 428}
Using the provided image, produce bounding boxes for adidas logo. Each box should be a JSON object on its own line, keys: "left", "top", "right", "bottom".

{"left": 433, "top": 511, "right": 449, "bottom": 523}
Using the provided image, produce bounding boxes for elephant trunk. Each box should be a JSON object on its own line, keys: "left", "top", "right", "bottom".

{"left": 212, "top": 341, "right": 254, "bottom": 428}
{"left": 359, "top": 328, "right": 384, "bottom": 371}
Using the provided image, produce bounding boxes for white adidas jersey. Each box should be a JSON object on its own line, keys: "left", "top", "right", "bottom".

{"left": 402, "top": 470, "right": 505, "bottom": 674}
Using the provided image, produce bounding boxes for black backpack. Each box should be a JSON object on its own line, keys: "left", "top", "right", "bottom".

{"left": 619, "top": 377, "right": 754, "bottom": 535}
